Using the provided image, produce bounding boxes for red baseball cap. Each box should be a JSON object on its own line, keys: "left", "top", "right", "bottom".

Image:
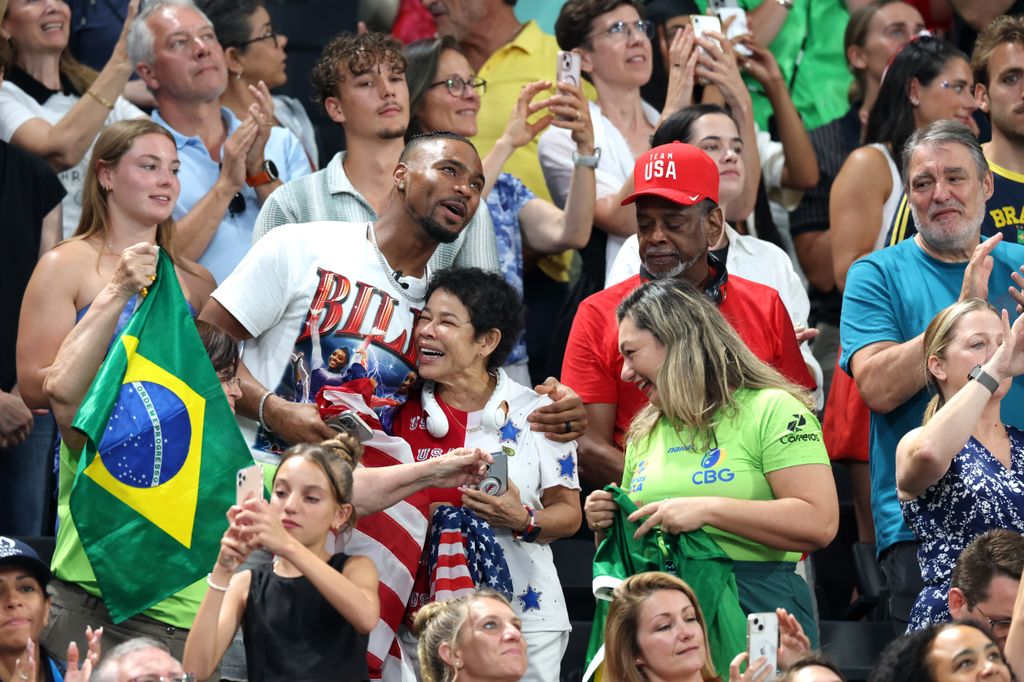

{"left": 621, "top": 142, "right": 720, "bottom": 207}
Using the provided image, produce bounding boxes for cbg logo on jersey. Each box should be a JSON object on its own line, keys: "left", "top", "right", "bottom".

{"left": 693, "top": 448, "right": 734, "bottom": 485}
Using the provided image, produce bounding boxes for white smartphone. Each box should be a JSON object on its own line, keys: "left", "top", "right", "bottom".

{"left": 556, "top": 50, "right": 581, "bottom": 91}
{"left": 690, "top": 14, "right": 723, "bottom": 42}
{"left": 706, "top": 0, "right": 739, "bottom": 9}
{"left": 747, "top": 612, "right": 779, "bottom": 676}
{"left": 718, "top": 7, "right": 752, "bottom": 56}
{"left": 236, "top": 463, "right": 263, "bottom": 506}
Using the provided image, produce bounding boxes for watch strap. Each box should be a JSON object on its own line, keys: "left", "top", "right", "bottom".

{"left": 968, "top": 365, "right": 1000, "bottom": 395}
{"left": 246, "top": 160, "right": 279, "bottom": 187}
{"left": 572, "top": 147, "right": 601, "bottom": 168}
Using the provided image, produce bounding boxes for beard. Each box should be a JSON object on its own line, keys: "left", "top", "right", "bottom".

{"left": 991, "top": 105, "right": 1024, "bottom": 150}
{"left": 913, "top": 196, "right": 986, "bottom": 254}
{"left": 377, "top": 124, "right": 408, "bottom": 140}
{"left": 642, "top": 249, "right": 703, "bottom": 280}
{"left": 419, "top": 214, "right": 460, "bottom": 244}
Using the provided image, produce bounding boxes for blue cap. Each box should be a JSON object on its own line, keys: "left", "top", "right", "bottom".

{"left": 0, "top": 536, "right": 51, "bottom": 587}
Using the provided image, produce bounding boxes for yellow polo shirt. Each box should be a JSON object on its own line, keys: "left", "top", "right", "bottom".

{"left": 473, "top": 20, "right": 596, "bottom": 282}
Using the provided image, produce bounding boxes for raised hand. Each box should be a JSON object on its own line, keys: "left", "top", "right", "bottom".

{"left": 498, "top": 80, "right": 556, "bottom": 150}
{"left": 960, "top": 233, "right": 1002, "bottom": 302}
{"left": 660, "top": 23, "right": 698, "bottom": 122}
{"left": 109, "top": 242, "right": 159, "bottom": 299}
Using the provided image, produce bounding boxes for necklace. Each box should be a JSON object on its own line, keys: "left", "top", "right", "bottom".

{"left": 439, "top": 396, "right": 483, "bottom": 433}
{"left": 367, "top": 222, "right": 426, "bottom": 305}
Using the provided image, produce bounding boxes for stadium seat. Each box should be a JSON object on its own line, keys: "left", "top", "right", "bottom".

{"left": 819, "top": 620, "right": 898, "bottom": 682}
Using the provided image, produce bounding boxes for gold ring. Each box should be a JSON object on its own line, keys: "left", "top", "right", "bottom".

{"left": 148, "top": 274, "right": 156, "bottom": 282}
{"left": 140, "top": 286, "right": 149, "bottom": 298}
{"left": 576, "top": 111, "right": 582, "bottom": 121}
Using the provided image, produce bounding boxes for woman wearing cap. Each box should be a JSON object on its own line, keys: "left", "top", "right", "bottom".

{"left": 582, "top": 278, "right": 837, "bottom": 646}
{"left": 0, "top": 536, "right": 101, "bottom": 682}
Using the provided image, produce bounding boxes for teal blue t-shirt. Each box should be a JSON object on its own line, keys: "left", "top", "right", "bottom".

{"left": 839, "top": 237, "right": 1024, "bottom": 555}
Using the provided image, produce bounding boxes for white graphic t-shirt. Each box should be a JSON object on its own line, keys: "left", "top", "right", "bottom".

{"left": 211, "top": 220, "right": 423, "bottom": 452}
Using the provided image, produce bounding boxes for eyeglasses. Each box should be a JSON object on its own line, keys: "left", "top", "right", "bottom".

{"left": 219, "top": 376, "right": 241, "bottom": 389}
{"left": 228, "top": 192, "right": 246, "bottom": 216}
{"left": 586, "top": 19, "right": 654, "bottom": 43}
{"left": 128, "top": 675, "right": 196, "bottom": 682}
{"left": 974, "top": 605, "right": 1013, "bottom": 638}
{"left": 237, "top": 29, "right": 280, "bottom": 49}
{"left": 429, "top": 75, "right": 487, "bottom": 97}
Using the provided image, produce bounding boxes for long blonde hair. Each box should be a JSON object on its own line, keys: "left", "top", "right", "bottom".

{"left": 71, "top": 119, "right": 186, "bottom": 265}
{"left": 921, "top": 297, "right": 999, "bottom": 424}
{"left": 604, "top": 572, "right": 720, "bottom": 682}
{"left": 412, "top": 589, "right": 515, "bottom": 682}
{"left": 618, "top": 279, "right": 813, "bottom": 449}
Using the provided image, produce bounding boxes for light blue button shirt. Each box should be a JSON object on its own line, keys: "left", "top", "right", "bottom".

{"left": 152, "top": 107, "right": 311, "bottom": 283}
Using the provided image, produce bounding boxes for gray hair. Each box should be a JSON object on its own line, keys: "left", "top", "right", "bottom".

{"left": 91, "top": 637, "right": 172, "bottom": 682}
{"left": 900, "top": 119, "right": 989, "bottom": 190}
{"left": 127, "top": 0, "right": 213, "bottom": 67}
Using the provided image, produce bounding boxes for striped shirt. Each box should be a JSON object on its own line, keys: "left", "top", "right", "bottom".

{"left": 252, "top": 151, "right": 499, "bottom": 272}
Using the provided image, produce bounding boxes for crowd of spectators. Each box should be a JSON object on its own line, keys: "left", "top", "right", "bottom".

{"left": 8, "top": 0, "right": 1024, "bottom": 680}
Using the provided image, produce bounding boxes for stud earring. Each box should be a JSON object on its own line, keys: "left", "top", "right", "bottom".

{"left": 398, "top": 182, "right": 405, "bottom": 190}
{"left": 910, "top": 98, "right": 919, "bottom": 107}
{"left": 233, "top": 69, "right": 243, "bottom": 81}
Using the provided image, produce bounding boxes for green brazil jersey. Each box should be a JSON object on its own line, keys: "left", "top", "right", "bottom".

{"left": 623, "top": 388, "right": 830, "bottom": 562}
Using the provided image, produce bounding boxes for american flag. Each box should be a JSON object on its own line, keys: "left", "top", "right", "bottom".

{"left": 321, "top": 388, "right": 426, "bottom": 682}
{"left": 427, "top": 505, "right": 513, "bottom": 603}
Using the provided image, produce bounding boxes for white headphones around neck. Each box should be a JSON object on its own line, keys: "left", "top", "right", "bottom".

{"left": 421, "top": 369, "right": 511, "bottom": 438}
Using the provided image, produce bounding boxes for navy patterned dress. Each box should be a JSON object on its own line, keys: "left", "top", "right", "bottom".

{"left": 901, "top": 426, "right": 1024, "bottom": 630}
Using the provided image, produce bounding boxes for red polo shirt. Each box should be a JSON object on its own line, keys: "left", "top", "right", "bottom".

{"left": 562, "top": 274, "right": 815, "bottom": 447}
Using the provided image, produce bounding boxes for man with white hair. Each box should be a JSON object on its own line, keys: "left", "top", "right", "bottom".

{"left": 127, "top": 0, "right": 308, "bottom": 282}
{"left": 92, "top": 637, "right": 188, "bottom": 682}
{"left": 840, "top": 119, "right": 1024, "bottom": 631}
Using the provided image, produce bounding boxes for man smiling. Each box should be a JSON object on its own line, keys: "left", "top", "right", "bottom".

{"left": 562, "top": 141, "right": 812, "bottom": 488}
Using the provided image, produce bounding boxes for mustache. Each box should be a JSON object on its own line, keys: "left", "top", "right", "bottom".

{"left": 929, "top": 198, "right": 965, "bottom": 219}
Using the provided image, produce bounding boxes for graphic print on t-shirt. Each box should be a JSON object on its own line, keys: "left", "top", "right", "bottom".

{"left": 256, "top": 266, "right": 419, "bottom": 452}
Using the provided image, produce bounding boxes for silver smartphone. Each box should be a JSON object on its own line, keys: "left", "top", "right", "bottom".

{"left": 556, "top": 50, "right": 581, "bottom": 91}
{"left": 325, "top": 411, "right": 374, "bottom": 443}
{"left": 747, "top": 612, "right": 779, "bottom": 675}
{"left": 479, "top": 451, "right": 508, "bottom": 496}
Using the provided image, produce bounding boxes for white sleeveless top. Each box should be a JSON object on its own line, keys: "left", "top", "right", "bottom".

{"left": 868, "top": 142, "right": 903, "bottom": 253}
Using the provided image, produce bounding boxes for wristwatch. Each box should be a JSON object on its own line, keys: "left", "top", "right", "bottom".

{"left": 968, "top": 364, "right": 1000, "bottom": 395}
{"left": 516, "top": 505, "right": 542, "bottom": 543}
{"left": 245, "top": 160, "right": 279, "bottom": 187}
{"left": 572, "top": 147, "right": 601, "bottom": 169}
{"left": 776, "top": 0, "right": 794, "bottom": 9}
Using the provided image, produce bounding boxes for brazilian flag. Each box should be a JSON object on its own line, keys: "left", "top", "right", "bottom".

{"left": 70, "top": 250, "right": 254, "bottom": 622}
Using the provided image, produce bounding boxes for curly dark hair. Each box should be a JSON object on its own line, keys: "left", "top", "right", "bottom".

{"left": 309, "top": 31, "right": 406, "bottom": 109}
{"left": 424, "top": 268, "right": 525, "bottom": 371}
{"left": 554, "top": 0, "right": 643, "bottom": 51}
{"left": 867, "top": 621, "right": 1011, "bottom": 682}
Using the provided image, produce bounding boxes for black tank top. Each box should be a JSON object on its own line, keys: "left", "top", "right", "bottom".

{"left": 243, "top": 552, "right": 369, "bottom": 682}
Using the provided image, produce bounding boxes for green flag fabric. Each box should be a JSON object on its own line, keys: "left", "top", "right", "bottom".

{"left": 586, "top": 485, "right": 747, "bottom": 679}
{"left": 69, "top": 250, "right": 253, "bottom": 622}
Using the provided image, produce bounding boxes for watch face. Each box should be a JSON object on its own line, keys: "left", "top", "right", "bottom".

{"left": 266, "top": 160, "right": 279, "bottom": 180}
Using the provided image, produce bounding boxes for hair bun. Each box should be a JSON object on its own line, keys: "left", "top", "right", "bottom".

{"left": 412, "top": 601, "right": 448, "bottom": 637}
{"left": 320, "top": 432, "right": 364, "bottom": 469}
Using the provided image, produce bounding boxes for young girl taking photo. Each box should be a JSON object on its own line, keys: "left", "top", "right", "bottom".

{"left": 183, "top": 434, "right": 380, "bottom": 681}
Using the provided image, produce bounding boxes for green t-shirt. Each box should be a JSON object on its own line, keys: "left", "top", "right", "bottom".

{"left": 696, "top": 0, "right": 852, "bottom": 130}
{"left": 622, "top": 388, "right": 830, "bottom": 562}
{"left": 52, "top": 441, "right": 205, "bottom": 629}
